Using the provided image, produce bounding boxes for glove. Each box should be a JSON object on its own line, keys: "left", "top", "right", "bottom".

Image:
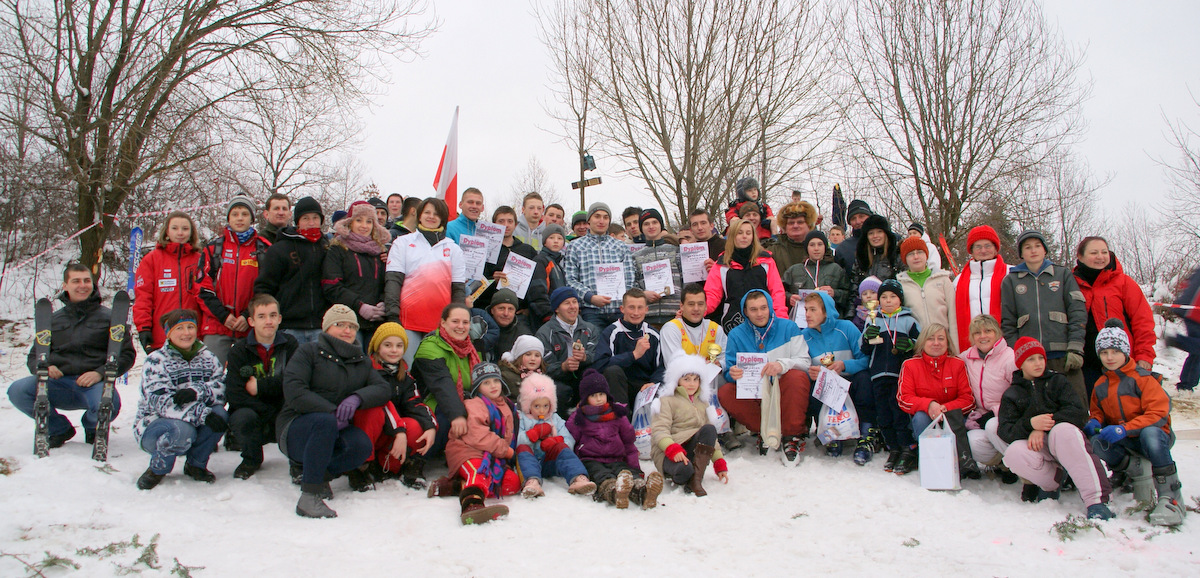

{"left": 1084, "top": 418, "right": 1102, "bottom": 436}
{"left": 358, "top": 303, "right": 385, "bottom": 322}
{"left": 540, "top": 436, "right": 567, "bottom": 460}
{"left": 665, "top": 443, "right": 686, "bottom": 461}
{"left": 1065, "top": 351, "right": 1084, "bottom": 372}
{"left": 1098, "top": 424, "right": 1126, "bottom": 445}
{"left": 335, "top": 394, "right": 362, "bottom": 429}
{"left": 171, "top": 388, "right": 198, "bottom": 405}
{"left": 240, "top": 366, "right": 256, "bottom": 378}
{"left": 138, "top": 331, "right": 154, "bottom": 352}
{"left": 894, "top": 334, "right": 915, "bottom": 353}
{"left": 862, "top": 325, "right": 881, "bottom": 341}
{"left": 205, "top": 412, "right": 228, "bottom": 434}
{"left": 526, "top": 422, "right": 552, "bottom": 443}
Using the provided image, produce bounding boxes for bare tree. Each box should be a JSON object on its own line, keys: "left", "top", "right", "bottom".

{"left": 0, "top": 0, "right": 434, "bottom": 275}
{"left": 1015, "top": 151, "right": 1110, "bottom": 265}
{"left": 505, "top": 156, "right": 561, "bottom": 209}
{"left": 1160, "top": 93, "right": 1200, "bottom": 247}
{"left": 838, "top": 0, "right": 1088, "bottom": 247}
{"left": 314, "top": 154, "right": 374, "bottom": 214}
{"left": 536, "top": 0, "right": 597, "bottom": 212}
{"left": 539, "top": 0, "right": 840, "bottom": 229}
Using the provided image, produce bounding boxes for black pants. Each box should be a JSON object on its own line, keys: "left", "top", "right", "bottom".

{"left": 229, "top": 407, "right": 275, "bottom": 465}
{"left": 285, "top": 413, "right": 373, "bottom": 486}
{"left": 554, "top": 379, "right": 578, "bottom": 419}
{"left": 871, "top": 378, "right": 912, "bottom": 450}
{"left": 603, "top": 366, "right": 639, "bottom": 406}
{"left": 661, "top": 424, "right": 717, "bottom": 485}
{"left": 581, "top": 459, "right": 642, "bottom": 484}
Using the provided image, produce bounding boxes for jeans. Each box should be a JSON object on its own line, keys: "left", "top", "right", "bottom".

{"left": 282, "top": 328, "right": 322, "bottom": 345}
{"left": 284, "top": 412, "right": 373, "bottom": 486}
{"left": 403, "top": 330, "right": 427, "bottom": 367}
{"left": 139, "top": 414, "right": 225, "bottom": 475}
{"left": 1090, "top": 427, "right": 1176, "bottom": 469}
{"left": 516, "top": 446, "right": 588, "bottom": 483}
{"left": 910, "top": 411, "right": 933, "bottom": 441}
{"left": 1176, "top": 321, "right": 1200, "bottom": 390}
{"left": 580, "top": 308, "right": 618, "bottom": 328}
{"left": 7, "top": 375, "right": 122, "bottom": 436}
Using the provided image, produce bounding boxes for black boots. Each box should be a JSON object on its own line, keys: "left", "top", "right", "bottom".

{"left": 943, "top": 410, "right": 981, "bottom": 479}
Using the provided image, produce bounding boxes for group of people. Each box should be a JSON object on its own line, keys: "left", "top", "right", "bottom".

{"left": 5, "top": 179, "right": 1185, "bottom": 527}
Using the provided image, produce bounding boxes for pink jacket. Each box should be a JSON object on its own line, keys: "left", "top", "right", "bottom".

{"left": 958, "top": 338, "right": 1015, "bottom": 429}
{"left": 445, "top": 397, "right": 515, "bottom": 474}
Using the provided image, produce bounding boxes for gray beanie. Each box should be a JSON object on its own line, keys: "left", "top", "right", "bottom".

{"left": 1017, "top": 229, "right": 1048, "bottom": 258}
{"left": 541, "top": 223, "right": 567, "bottom": 246}
{"left": 587, "top": 202, "right": 612, "bottom": 222}
{"left": 226, "top": 195, "right": 258, "bottom": 222}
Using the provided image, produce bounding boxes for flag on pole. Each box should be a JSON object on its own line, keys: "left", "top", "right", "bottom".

{"left": 433, "top": 106, "right": 460, "bottom": 219}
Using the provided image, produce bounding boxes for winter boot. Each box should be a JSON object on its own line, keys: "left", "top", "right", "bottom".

{"left": 595, "top": 478, "right": 617, "bottom": 505}
{"left": 867, "top": 425, "right": 886, "bottom": 454}
{"left": 826, "top": 441, "right": 843, "bottom": 458}
{"left": 998, "top": 466, "right": 1020, "bottom": 485}
{"left": 223, "top": 429, "right": 241, "bottom": 452}
{"left": 853, "top": 437, "right": 873, "bottom": 466}
{"left": 1021, "top": 482, "right": 1040, "bottom": 502}
{"left": 1120, "top": 454, "right": 1156, "bottom": 504}
{"left": 782, "top": 435, "right": 806, "bottom": 467}
{"left": 718, "top": 431, "right": 743, "bottom": 451}
{"left": 427, "top": 475, "right": 462, "bottom": 498}
{"left": 522, "top": 478, "right": 545, "bottom": 499}
{"left": 347, "top": 465, "right": 375, "bottom": 492}
{"left": 641, "top": 472, "right": 664, "bottom": 510}
{"left": 944, "top": 409, "right": 980, "bottom": 479}
{"left": 459, "top": 486, "right": 508, "bottom": 525}
{"left": 568, "top": 475, "right": 597, "bottom": 496}
{"left": 614, "top": 470, "right": 634, "bottom": 509}
{"left": 137, "top": 469, "right": 164, "bottom": 490}
{"left": 296, "top": 485, "right": 337, "bottom": 518}
{"left": 1149, "top": 463, "right": 1186, "bottom": 527}
{"left": 289, "top": 460, "right": 304, "bottom": 485}
{"left": 400, "top": 454, "right": 428, "bottom": 490}
{"left": 48, "top": 425, "right": 76, "bottom": 449}
{"left": 883, "top": 450, "right": 902, "bottom": 472}
{"left": 1087, "top": 503, "right": 1115, "bottom": 520}
{"left": 183, "top": 463, "right": 216, "bottom": 483}
{"left": 233, "top": 459, "right": 261, "bottom": 480}
{"left": 893, "top": 448, "right": 918, "bottom": 475}
{"left": 688, "top": 443, "right": 715, "bottom": 497}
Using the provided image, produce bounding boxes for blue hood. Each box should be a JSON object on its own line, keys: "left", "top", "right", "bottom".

{"left": 738, "top": 288, "right": 776, "bottom": 322}
{"left": 814, "top": 291, "right": 841, "bottom": 334}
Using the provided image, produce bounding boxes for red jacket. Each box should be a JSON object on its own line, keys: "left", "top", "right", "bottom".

{"left": 1073, "top": 253, "right": 1156, "bottom": 364}
{"left": 197, "top": 229, "right": 271, "bottom": 338}
{"left": 897, "top": 353, "right": 975, "bottom": 415}
{"left": 133, "top": 242, "right": 204, "bottom": 348}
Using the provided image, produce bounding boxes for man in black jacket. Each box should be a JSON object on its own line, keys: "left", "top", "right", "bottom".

{"left": 7, "top": 264, "right": 136, "bottom": 447}
{"left": 486, "top": 289, "right": 532, "bottom": 362}
{"left": 254, "top": 196, "right": 329, "bottom": 344}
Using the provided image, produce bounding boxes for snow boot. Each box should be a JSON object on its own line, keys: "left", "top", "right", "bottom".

{"left": 347, "top": 465, "right": 375, "bottom": 492}
{"left": 522, "top": 478, "right": 545, "bottom": 499}
{"left": 400, "top": 454, "right": 427, "bottom": 490}
{"left": 568, "top": 475, "right": 596, "bottom": 496}
{"left": 1036, "top": 488, "right": 1060, "bottom": 502}
{"left": 826, "top": 441, "right": 842, "bottom": 458}
{"left": 459, "top": 487, "right": 507, "bottom": 525}
{"left": 137, "top": 469, "right": 164, "bottom": 490}
{"left": 84, "top": 429, "right": 96, "bottom": 445}
{"left": 883, "top": 450, "right": 902, "bottom": 473}
{"left": 48, "top": 425, "right": 76, "bottom": 449}
{"left": 183, "top": 463, "right": 216, "bottom": 483}
{"left": 998, "top": 467, "right": 1019, "bottom": 485}
{"left": 944, "top": 409, "right": 980, "bottom": 479}
{"left": 688, "top": 443, "right": 715, "bottom": 497}
{"left": 641, "top": 472, "right": 663, "bottom": 509}
{"left": 289, "top": 460, "right": 304, "bottom": 485}
{"left": 614, "top": 470, "right": 634, "bottom": 509}
{"left": 233, "top": 459, "right": 261, "bottom": 480}
{"left": 893, "top": 448, "right": 918, "bottom": 475}
{"left": 755, "top": 435, "right": 768, "bottom": 456}
{"left": 1149, "top": 463, "right": 1186, "bottom": 527}
{"left": 1087, "top": 503, "right": 1115, "bottom": 520}
{"left": 718, "top": 431, "right": 743, "bottom": 451}
{"left": 296, "top": 486, "right": 337, "bottom": 518}
{"left": 427, "top": 475, "right": 462, "bottom": 498}
{"left": 595, "top": 478, "right": 617, "bottom": 505}
{"left": 1021, "top": 482, "right": 1040, "bottom": 502}
{"left": 782, "top": 435, "right": 806, "bottom": 467}
{"left": 867, "top": 425, "right": 886, "bottom": 454}
{"left": 1114, "top": 454, "right": 1156, "bottom": 504}
{"left": 853, "top": 437, "right": 872, "bottom": 466}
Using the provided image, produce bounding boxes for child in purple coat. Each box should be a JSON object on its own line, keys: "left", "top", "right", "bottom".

{"left": 565, "top": 369, "right": 663, "bottom": 510}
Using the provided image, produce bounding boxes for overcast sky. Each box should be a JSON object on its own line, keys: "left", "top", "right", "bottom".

{"left": 355, "top": 0, "right": 1200, "bottom": 219}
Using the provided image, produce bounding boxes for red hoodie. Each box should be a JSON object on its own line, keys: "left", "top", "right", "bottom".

{"left": 196, "top": 228, "right": 271, "bottom": 338}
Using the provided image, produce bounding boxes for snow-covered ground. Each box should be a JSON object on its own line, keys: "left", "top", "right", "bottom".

{"left": 1, "top": 315, "right": 1199, "bottom": 576}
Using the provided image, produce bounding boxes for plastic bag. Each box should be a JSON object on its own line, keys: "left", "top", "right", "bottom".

{"left": 918, "top": 414, "right": 960, "bottom": 491}
{"left": 815, "top": 397, "right": 860, "bottom": 445}
{"left": 631, "top": 384, "right": 658, "bottom": 460}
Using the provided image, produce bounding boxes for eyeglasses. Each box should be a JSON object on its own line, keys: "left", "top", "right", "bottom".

{"left": 332, "top": 322, "right": 359, "bottom": 329}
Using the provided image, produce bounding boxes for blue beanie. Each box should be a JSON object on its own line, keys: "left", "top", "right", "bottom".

{"left": 550, "top": 287, "right": 579, "bottom": 313}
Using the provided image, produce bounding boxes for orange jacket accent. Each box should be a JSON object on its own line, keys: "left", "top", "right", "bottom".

{"left": 1090, "top": 358, "right": 1171, "bottom": 436}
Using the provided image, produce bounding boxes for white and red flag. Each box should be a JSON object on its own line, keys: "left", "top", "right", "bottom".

{"left": 433, "top": 106, "right": 460, "bottom": 219}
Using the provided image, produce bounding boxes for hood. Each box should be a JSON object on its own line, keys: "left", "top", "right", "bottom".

{"left": 518, "top": 373, "right": 557, "bottom": 417}
{"left": 653, "top": 354, "right": 721, "bottom": 424}
{"left": 738, "top": 288, "right": 776, "bottom": 323}
{"left": 813, "top": 290, "right": 841, "bottom": 334}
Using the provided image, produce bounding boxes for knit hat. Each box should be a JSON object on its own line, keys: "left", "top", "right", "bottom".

{"left": 1095, "top": 318, "right": 1131, "bottom": 356}
{"left": 321, "top": 304, "right": 358, "bottom": 332}
{"left": 908, "top": 222, "right": 925, "bottom": 236}
{"left": 578, "top": 368, "right": 610, "bottom": 401}
{"left": 878, "top": 279, "right": 904, "bottom": 302}
{"left": 488, "top": 288, "right": 520, "bottom": 312}
{"left": 549, "top": 287, "right": 579, "bottom": 313}
{"left": 737, "top": 202, "right": 762, "bottom": 219}
{"left": 330, "top": 210, "right": 348, "bottom": 225}
{"left": 967, "top": 225, "right": 1001, "bottom": 254}
{"left": 858, "top": 275, "right": 882, "bottom": 297}
{"left": 1013, "top": 336, "right": 1047, "bottom": 369}
{"left": 587, "top": 202, "right": 611, "bottom": 221}
{"left": 368, "top": 322, "right": 408, "bottom": 356}
{"left": 541, "top": 223, "right": 567, "bottom": 246}
{"left": 735, "top": 177, "right": 760, "bottom": 200}
{"left": 571, "top": 211, "right": 588, "bottom": 227}
{"left": 518, "top": 373, "right": 557, "bottom": 417}
{"left": 803, "top": 230, "right": 829, "bottom": 252}
{"left": 469, "top": 362, "right": 504, "bottom": 397}
{"left": 502, "top": 334, "right": 545, "bottom": 366}
{"left": 845, "top": 199, "right": 872, "bottom": 221}
{"left": 294, "top": 196, "right": 324, "bottom": 224}
{"left": 333, "top": 200, "right": 388, "bottom": 242}
{"left": 861, "top": 214, "right": 890, "bottom": 236}
{"left": 639, "top": 208, "right": 664, "bottom": 231}
{"left": 226, "top": 195, "right": 257, "bottom": 222}
{"left": 1017, "top": 229, "right": 1048, "bottom": 258}
{"left": 367, "top": 197, "right": 387, "bottom": 211}
{"left": 899, "top": 236, "right": 928, "bottom": 259}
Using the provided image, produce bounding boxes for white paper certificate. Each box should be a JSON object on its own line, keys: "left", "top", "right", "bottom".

{"left": 476, "top": 221, "right": 506, "bottom": 264}
{"left": 595, "top": 263, "right": 627, "bottom": 299}
{"left": 679, "top": 242, "right": 709, "bottom": 284}
{"left": 811, "top": 367, "right": 850, "bottom": 411}
{"left": 736, "top": 352, "right": 768, "bottom": 399}
{"left": 790, "top": 290, "right": 818, "bottom": 325}
{"left": 500, "top": 252, "right": 536, "bottom": 299}
{"left": 459, "top": 235, "right": 488, "bottom": 280}
{"left": 641, "top": 259, "right": 676, "bottom": 296}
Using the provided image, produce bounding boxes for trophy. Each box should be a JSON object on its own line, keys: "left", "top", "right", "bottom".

{"left": 866, "top": 299, "right": 883, "bottom": 345}
{"left": 820, "top": 352, "right": 835, "bottom": 367}
{"left": 705, "top": 343, "right": 723, "bottom": 364}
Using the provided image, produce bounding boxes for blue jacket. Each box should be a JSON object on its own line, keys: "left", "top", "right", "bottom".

{"left": 724, "top": 289, "right": 810, "bottom": 383}
{"left": 445, "top": 213, "right": 477, "bottom": 244}
{"left": 801, "top": 291, "right": 868, "bottom": 377}
{"left": 861, "top": 307, "right": 921, "bottom": 381}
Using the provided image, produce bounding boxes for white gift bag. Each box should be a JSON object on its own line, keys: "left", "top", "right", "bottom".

{"left": 918, "top": 414, "right": 961, "bottom": 491}
{"left": 815, "top": 397, "right": 860, "bottom": 445}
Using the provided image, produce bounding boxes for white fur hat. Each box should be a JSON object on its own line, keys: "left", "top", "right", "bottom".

{"left": 502, "top": 335, "right": 545, "bottom": 365}
{"left": 653, "top": 355, "right": 722, "bottom": 425}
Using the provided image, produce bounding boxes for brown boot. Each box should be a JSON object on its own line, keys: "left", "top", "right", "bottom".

{"left": 595, "top": 478, "right": 617, "bottom": 504}
{"left": 614, "top": 470, "right": 633, "bottom": 509}
{"left": 688, "top": 443, "right": 715, "bottom": 497}
{"left": 459, "top": 486, "right": 508, "bottom": 525}
{"left": 427, "top": 475, "right": 462, "bottom": 498}
{"left": 642, "top": 472, "right": 664, "bottom": 509}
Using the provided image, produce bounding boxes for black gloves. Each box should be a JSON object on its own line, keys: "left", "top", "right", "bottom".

{"left": 172, "top": 388, "right": 198, "bottom": 405}
{"left": 205, "top": 412, "right": 228, "bottom": 434}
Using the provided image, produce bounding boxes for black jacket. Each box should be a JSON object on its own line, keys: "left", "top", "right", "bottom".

{"left": 226, "top": 331, "right": 299, "bottom": 418}
{"left": 254, "top": 227, "right": 329, "bottom": 330}
{"left": 492, "top": 316, "right": 534, "bottom": 362}
{"left": 527, "top": 246, "right": 566, "bottom": 328}
{"left": 277, "top": 333, "right": 391, "bottom": 453}
{"left": 321, "top": 242, "right": 386, "bottom": 332}
{"left": 28, "top": 291, "right": 136, "bottom": 377}
{"left": 997, "top": 370, "right": 1089, "bottom": 444}
{"left": 379, "top": 365, "right": 436, "bottom": 432}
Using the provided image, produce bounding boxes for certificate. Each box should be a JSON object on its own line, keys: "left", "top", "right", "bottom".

{"left": 679, "top": 242, "right": 709, "bottom": 284}
{"left": 476, "top": 221, "right": 506, "bottom": 264}
{"left": 459, "top": 235, "right": 488, "bottom": 280}
{"left": 641, "top": 259, "right": 676, "bottom": 296}
{"left": 736, "top": 352, "right": 768, "bottom": 399}
{"left": 628, "top": 243, "right": 646, "bottom": 254}
{"left": 500, "top": 252, "right": 536, "bottom": 299}
{"left": 811, "top": 367, "right": 850, "bottom": 411}
{"left": 790, "top": 290, "right": 818, "bottom": 324}
{"left": 595, "top": 263, "right": 627, "bottom": 299}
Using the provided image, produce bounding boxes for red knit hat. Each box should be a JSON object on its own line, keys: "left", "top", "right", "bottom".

{"left": 1012, "top": 336, "right": 1046, "bottom": 369}
{"left": 966, "top": 225, "right": 1001, "bottom": 254}
{"left": 899, "top": 236, "right": 928, "bottom": 259}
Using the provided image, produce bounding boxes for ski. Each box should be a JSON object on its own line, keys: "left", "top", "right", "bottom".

{"left": 92, "top": 290, "right": 130, "bottom": 462}
{"left": 32, "top": 298, "right": 53, "bottom": 457}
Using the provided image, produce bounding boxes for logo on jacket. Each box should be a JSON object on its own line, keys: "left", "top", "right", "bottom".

{"left": 443, "top": 247, "right": 451, "bottom": 257}
{"left": 1015, "top": 284, "right": 1027, "bottom": 295}
{"left": 1049, "top": 281, "right": 1060, "bottom": 292}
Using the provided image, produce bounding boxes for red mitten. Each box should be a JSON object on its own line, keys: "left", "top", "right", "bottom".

{"left": 665, "top": 443, "right": 686, "bottom": 461}
{"left": 526, "top": 422, "right": 552, "bottom": 442}
{"left": 713, "top": 458, "right": 728, "bottom": 474}
{"left": 516, "top": 444, "right": 534, "bottom": 455}
{"left": 540, "top": 436, "right": 567, "bottom": 460}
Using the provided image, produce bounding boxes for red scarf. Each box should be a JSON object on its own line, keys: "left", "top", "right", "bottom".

{"left": 440, "top": 329, "right": 480, "bottom": 399}
{"left": 298, "top": 228, "right": 323, "bottom": 243}
{"left": 955, "top": 255, "right": 1006, "bottom": 352}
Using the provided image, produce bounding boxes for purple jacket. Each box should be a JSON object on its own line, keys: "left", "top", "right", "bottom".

{"left": 565, "top": 404, "right": 639, "bottom": 471}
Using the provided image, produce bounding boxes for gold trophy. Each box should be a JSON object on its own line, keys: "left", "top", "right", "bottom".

{"left": 820, "top": 352, "right": 835, "bottom": 367}
{"left": 704, "top": 343, "right": 723, "bottom": 364}
{"left": 865, "top": 299, "right": 883, "bottom": 345}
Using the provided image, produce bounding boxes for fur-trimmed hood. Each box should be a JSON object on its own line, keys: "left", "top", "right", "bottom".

{"left": 652, "top": 354, "right": 721, "bottom": 425}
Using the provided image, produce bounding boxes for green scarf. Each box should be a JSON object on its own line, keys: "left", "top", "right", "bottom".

{"left": 907, "top": 268, "right": 932, "bottom": 288}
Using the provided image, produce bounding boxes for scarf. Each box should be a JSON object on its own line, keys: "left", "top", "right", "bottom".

{"left": 440, "top": 329, "right": 481, "bottom": 399}
{"left": 337, "top": 231, "right": 383, "bottom": 256}
{"left": 232, "top": 227, "right": 255, "bottom": 245}
{"left": 955, "top": 255, "right": 1006, "bottom": 352}
{"left": 477, "top": 396, "right": 509, "bottom": 498}
{"left": 907, "top": 268, "right": 932, "bottom": 288}
{"left": 298, "top": 228, "right": 323, "bottom": 243}
{"left": 168, "top": 341, "right": 204, "bottom": 362}
{"left": 1074, "top": 261, "right": 1107, "bottom": 287}
{"left": 731, "top": 246, "right": 753, "bottom": 267}
{"left": 581, "top": 403, "right": 617, "bottom": 422}
{"left": 419, "top": 224, "right": 445, "bottom": 247}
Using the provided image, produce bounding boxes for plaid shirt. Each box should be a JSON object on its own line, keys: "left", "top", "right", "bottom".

{"left": 563, "top": 232, "right": 635, "bottom": 315}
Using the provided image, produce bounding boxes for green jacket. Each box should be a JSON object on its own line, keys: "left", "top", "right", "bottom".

{"left": 412, "top": 330, "right": 472, "bottom": 420}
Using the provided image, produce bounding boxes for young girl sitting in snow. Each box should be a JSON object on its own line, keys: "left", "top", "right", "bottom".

{"left": 651, "top": 355, "right": 729, "bottom": 496}
{"left": 500, "top": 335, "right": 547, "bottom": 396}
{"left": 515, "top": 373, "right": 596, "bottom": 498}
{"left": 565, "top": 368, "right": 664, "bottom": 510}
{"left": 445, "top": 362, "right": 520, "bottom": 525}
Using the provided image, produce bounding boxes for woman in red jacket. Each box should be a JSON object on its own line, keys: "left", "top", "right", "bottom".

{"left": 1073, "top": 237, "right": 1156, "bottom": 394}
{"left": 134, "top": 211, "right": 204, "bottom": 352}
{"left": 898, "top": 323, "right": 980, "bottom": 478}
